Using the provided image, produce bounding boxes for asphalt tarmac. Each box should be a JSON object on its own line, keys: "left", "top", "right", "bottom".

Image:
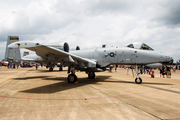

{"left": 0, "top": 66, "right": 180, "bottom": 120}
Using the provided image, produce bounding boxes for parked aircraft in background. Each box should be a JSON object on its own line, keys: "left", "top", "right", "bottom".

{"left": 8, "top": 40, "right": 173, "bottom": 84}
{"left": 0, "top": 59, "right": 9, "bottom": 66}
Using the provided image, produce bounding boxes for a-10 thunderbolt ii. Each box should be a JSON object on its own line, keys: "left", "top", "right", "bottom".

{"left": 8, "top": 41, "right": 173, "bottom": 84}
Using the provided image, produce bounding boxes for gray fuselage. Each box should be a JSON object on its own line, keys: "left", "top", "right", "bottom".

{"left": 70, "top": 47, "right": 171, "bottom": 67}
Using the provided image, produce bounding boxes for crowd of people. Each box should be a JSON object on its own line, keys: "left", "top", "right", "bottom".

{"left": 6, "top": 62, "right": 40, "bottom": 69}
{"left": 109, "top": 65, "right": 180, "bottom": 78}
{"left": 138, "top": 65, "right": 180, "bottom": 78}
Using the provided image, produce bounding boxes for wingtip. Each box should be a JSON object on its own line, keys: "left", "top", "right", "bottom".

{"left": 8, "top": 42, "right": 20, "bottom": 48}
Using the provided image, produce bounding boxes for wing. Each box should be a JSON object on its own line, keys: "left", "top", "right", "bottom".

{"left": 8, "top": 41, "right": 96, "bottom": 68}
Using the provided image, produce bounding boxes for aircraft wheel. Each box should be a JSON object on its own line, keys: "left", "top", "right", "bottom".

{"left": 68, "top": 74, "right": 77, "bottom": 83}
{"left": 88, "top": 72, "right": 95, "bottom": 79}
{"left": 59, "top": 67, "right": 63, "bottom": 71}
{"left": 49, "top": 67, "right": 53, "bottom": 71}
{"left": 135, "top": 77, "right": 142, "bottom": 84}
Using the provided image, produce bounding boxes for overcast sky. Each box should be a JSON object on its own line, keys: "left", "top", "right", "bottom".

{"left": 0, "top": 0, "right": 180, "bottom": 62}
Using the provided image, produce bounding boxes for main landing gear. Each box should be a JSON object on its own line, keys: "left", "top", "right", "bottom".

{"left": 88, "top": 72, "right": 95, "bottom": 79}
{"left": 67, "top": 66, "right": 77, "bottom": 83}
{"left": 67, "top": 66, "right": 96, "bottom": 83}
{"left": 68, "top": 74, "right": 77, "bottom": 83}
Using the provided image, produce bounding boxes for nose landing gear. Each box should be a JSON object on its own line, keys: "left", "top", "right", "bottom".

{"left": 135, "top": 77, "right": 142, "bottom": 84}
{"left": 134, "top": 65, "right": 142, "bottom": 84}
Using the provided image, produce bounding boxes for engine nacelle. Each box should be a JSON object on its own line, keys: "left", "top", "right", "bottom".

{"left": 71, "top": 46, "right": 80, "bottom": 51}
{"left": 63, "top": 42, "right": 69, "bottom": 52}
{"left": 48, "top": 42, "right": 69, "bottom": 52}
{"left": 76, "top": 46, "right": 80, "bottom": 50}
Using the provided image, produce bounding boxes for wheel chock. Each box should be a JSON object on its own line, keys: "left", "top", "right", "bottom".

{"left": 74, "top": 81, "right": 78, "bottom": 84}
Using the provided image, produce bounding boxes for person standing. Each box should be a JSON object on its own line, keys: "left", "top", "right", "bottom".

{"left": 166, "top": 66, "right": 171, "bottom": 78}
{"left": 36, "top": 64, "right": 38, "bottom": 70}
{"left": 160, "top": 67, "right": 163, "bottom": 77}
{"left": 115, "top": 65, "right": 118, "bottom": 72}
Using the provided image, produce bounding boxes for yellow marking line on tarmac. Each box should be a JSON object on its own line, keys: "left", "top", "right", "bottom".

{"left": 0, "top": 68, "right": 32, "bottom": 83}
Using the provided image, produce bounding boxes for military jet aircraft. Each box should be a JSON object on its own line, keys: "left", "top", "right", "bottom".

{"left": 8, "top": 41, "right": 173, "bottom": 84}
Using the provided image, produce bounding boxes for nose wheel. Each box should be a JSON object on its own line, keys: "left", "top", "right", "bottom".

{"left": 133, "top": 65, "right": 143, "bottom": 84}
{"left": 135, "top": 77, "right": 142, "bottom": 84}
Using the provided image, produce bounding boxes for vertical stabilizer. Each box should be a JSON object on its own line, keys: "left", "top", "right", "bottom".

{"left": 4, "top": 36, "right": 21, "bottom": 64}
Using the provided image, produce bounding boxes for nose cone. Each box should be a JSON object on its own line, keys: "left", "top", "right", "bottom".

{"left": 162, "top": 56, "right": 173, "bottom": 65}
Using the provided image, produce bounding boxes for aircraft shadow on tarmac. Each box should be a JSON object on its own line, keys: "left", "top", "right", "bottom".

{"left": 12, "top": 75, "right": 175, "bottom": 94}
{"left": 37, "top": 69, "right": 68, "bottom": 72}
{"left": 19, "top": 76, "right": 111, "bottom": 93}
{"left": 13, "top": 76, "right": 52, "bottom": 80}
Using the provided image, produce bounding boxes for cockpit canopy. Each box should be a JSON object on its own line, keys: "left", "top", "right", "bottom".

{"left": 127, "top": 42, "right": 154, "bottom": 51}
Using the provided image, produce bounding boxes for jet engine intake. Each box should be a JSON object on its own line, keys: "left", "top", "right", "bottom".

{"left": 76, "top": 46, "right": 80, "bottom": 50}
{"left": 63, "top": 42, "right": 69, "bottom": 52}
{"left": 71, "top": 46, "right": 80, "bottom": 51}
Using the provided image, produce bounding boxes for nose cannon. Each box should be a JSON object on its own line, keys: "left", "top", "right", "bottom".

{"left": 162, "top": 56, "right": 173, "bottom": 65}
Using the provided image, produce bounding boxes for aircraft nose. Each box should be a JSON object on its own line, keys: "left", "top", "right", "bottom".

{"left": 162, "top": 56, "right": 173, "bottom": 65}
{"left": 169, "top": 58, "right": 174, "bottom": 64}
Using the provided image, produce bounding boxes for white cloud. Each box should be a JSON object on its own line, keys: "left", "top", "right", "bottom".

{"left": 0, "top": 0, "right": 180, "bottom": 62}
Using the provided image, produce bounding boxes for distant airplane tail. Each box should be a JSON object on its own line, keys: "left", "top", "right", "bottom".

{"left": 4, "top": 36, "right": 21, "bottom": 64}
{"left": 23, "top": 51, "right": 29, "bottom": 57}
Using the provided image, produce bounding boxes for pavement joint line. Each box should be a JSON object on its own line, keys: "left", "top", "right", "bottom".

{"left": 86, "top": 84, "right": 162, "bottom": 120}
{"left": 0, "top": 80, "right": 14, "bottom": 89}
{"left": 0, "top": 68, "right": 33, "bottom": 83}
{"left": 142, "top": 84, "right": 180, "bottom": 95}
{"left": 161, "top": 118, "right": 180, "bottom": 120}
